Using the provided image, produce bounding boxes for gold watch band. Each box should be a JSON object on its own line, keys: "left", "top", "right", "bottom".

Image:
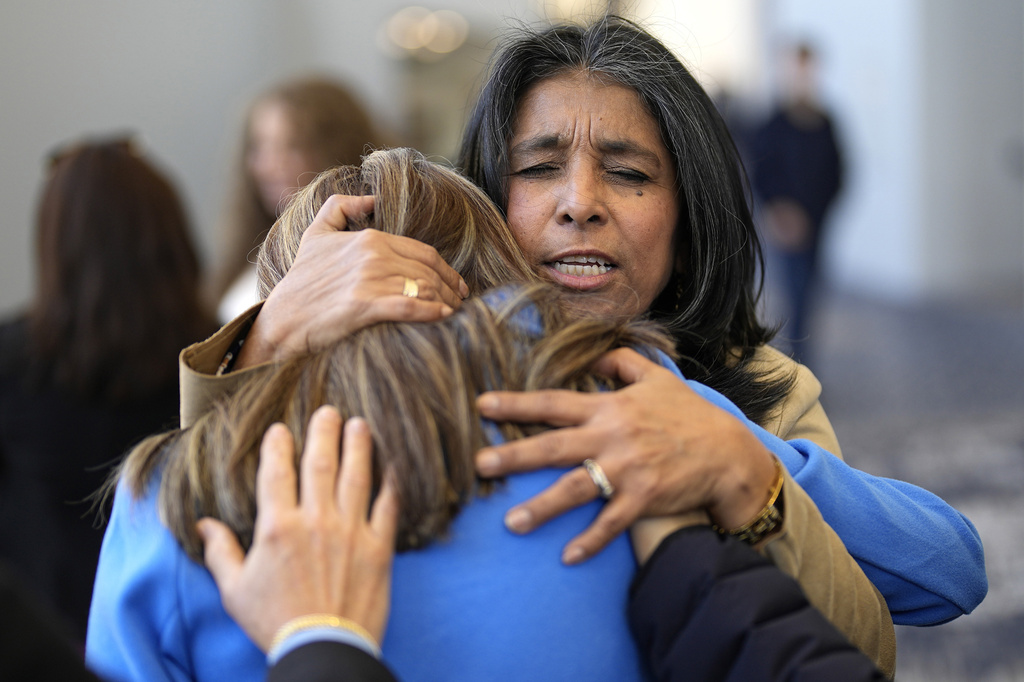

{"left": 713, "top": 456, "right": 785, "bottom": 545}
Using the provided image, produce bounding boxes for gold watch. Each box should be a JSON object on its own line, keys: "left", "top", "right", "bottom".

{"left": 713, "top": 457, "right": 785, "bottom": 545}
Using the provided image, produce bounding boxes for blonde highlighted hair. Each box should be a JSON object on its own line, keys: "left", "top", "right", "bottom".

{"left": 257, "top": 147, "right": 538, "bottom": 297}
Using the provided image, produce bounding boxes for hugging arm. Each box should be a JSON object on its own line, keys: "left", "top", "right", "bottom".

{"left": 237, "top": 196, "right": 468, "bottom": 368}
{"left": 179, "top": 195, "right": 468, "bottom": 427}
{"left": 476, "top": 349, "right": 986, "bottom": 628}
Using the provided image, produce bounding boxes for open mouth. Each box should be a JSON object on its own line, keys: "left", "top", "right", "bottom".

{"left": 550, "top": 255, "right": 614, "bottom": 277}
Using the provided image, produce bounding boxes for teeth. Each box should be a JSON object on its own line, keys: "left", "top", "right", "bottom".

{"left": 561, "top": 255, "right": 608, "bottom": 265}
{"left": 553, "top": 261, "right": 611, "bottom": 277}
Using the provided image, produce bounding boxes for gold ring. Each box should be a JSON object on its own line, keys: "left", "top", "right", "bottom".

{"left": 583, "top": 459, "right": 614, "bottom": 499}
{"left": 402, "top": 277, "right": 419, "bottom": 299}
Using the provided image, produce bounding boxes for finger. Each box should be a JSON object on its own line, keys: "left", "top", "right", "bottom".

{"left": 307, "top": 194, "right": 376, "bottom": 236}
{"left": 256, "top": 423, "right": 298, "bottom": 512}
{"left": 300, "top": 405, "right": 344, "bottom": 511}
{"left": 590, "top": 347, "right": 659, "bottom": 385}
{"left": 197, "top": 518, "right": 245, "bottom": 590}
{"left": 360, "top": 297, "right": 455, "bottom": 326}
{"left": 389, "top": 267, "right": 463, "bottom": 311}
{"left": 502, "top": 465, "right": 603, "bottom": 535}
{"left": 476, "top": 426, "right": 597, "bottom": 477}
{"left": 561, "top": 495, "right": 644, "bottom": 565}
{"left": 476, "top": 390, "right": 600, "bottom": 426}
{"left": 370, "top": 468, "right": 401, "bottom": 547}
{"left": 338, "top": 416, "right": 373, "bottom": 519}
{"left": 389, "top": 234, "right": 469, "bottom": 299}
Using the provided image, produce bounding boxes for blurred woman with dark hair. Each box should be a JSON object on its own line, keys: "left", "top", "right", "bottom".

{"left": 0, "top": 138, "right": 217, "bottom": 641}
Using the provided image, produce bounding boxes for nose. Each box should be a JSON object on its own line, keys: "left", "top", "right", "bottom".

{"left": 555, "top": 166, "right": 608, "bottom": 228}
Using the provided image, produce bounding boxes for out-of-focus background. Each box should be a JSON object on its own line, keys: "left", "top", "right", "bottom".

{"left": 0, "top": 0, "right": 1020, "bottom": 678}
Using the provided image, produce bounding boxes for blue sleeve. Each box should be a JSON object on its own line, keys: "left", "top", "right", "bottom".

{"left": 655, "top": 351, "right": 987, "bottom": 626}
{"left": 85, "top": 479, "right": 195, "bottom": 682}
{"left": 86, "top": 477, "right": 266, "bottom": 682}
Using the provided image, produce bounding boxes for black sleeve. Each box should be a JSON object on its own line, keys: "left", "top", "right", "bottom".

{"left": 0, "top": 563, "right": 104, "bottom": 682}
{"left": 628, "top": 526, "right": 888, "bottom": 682}
{"left": 267, "top": 640, "right": 400, "bottom": 682}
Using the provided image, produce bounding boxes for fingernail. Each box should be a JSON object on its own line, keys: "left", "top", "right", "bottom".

{"left": 562, "top": 546, "right": 586, "bottom": 565}
{"left": 440, "top": 304, "right": 454, "bottom": 317}
{"left": 505, "top": 507, "right": 533, "bottom": 534}
{"left": 459, "top": 279, "right": 470, "bottom": 298}
{"left": 476, "top": 449, "right": 501, "bottom": 475}
{"left": 477, "top": 394, "right": 498, "bottom": 412}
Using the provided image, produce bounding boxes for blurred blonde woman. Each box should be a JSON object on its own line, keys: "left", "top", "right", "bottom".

{"left": 209, "top": 77, "right": 390, "bottom": 321}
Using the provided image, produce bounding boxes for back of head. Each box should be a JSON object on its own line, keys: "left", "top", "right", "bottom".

{"left": 31, "top": 138, "right": 213, "bottom": 401}
{"left": 256, "top": 147, "right": 539, "bottom": 298}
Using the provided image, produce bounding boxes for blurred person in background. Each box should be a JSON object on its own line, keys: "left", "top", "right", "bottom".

{"left": 750, "top": 42, "right": 844, "bottom": 366}
{"left": 208, "top": 77, "right": 391, "bottom": 322}
{"left": 0, "top": 138, "right": 217, "bottom": 643}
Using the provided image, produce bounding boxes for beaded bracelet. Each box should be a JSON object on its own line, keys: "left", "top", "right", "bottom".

{"left": 269, "top": 614, "right": 380, "bottom": 654}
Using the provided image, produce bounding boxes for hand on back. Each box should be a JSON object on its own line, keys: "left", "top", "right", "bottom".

{"left": 198, "top": 406, "right": 400, "bottom": 651}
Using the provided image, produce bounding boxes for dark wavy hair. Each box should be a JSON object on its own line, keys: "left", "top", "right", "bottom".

{"left": 457, "top": 16, "right": 792, "bottom": 422}
{"left": 30, "top": 138, "right": 215, "bottom": 402}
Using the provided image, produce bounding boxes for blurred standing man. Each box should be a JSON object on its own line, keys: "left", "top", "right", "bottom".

{"left": 750, "top": 42, "right": 844, "bottom": 366}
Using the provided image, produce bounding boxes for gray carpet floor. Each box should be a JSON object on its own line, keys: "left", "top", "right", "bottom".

{"left": 788, "top": 290, "right": 1024, "bottom": 681}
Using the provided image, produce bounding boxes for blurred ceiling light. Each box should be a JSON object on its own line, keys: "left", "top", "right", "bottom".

{"left": 540, "top": 0, "right": 612, "bottom": 24}
{"left": 383, "top": 6, "right": 469, "bottom": 60}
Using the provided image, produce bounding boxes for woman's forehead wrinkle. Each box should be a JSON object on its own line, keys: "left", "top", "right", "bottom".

{"left": 510, "top": 134, "right": 564, "bottom": 158}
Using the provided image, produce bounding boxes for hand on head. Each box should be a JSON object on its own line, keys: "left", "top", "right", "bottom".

{"left": 197, "top": 405, "right": 400, "bottom": 651}
{"left": 237, "top": 194, "right": 469, "bottom": 368}
{"left": 474, "top": 348, "right": 776, "bottom": 565}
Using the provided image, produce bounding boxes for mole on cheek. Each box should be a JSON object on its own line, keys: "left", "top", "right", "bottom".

{"left": 636, "top": 190, "right": 643, "bottom": 196}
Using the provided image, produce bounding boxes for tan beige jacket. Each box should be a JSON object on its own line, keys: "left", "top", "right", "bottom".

{"left": 178, "top": 307, "right": 895, "bottom": 677}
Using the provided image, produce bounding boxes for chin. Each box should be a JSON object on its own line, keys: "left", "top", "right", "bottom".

{"left": 563, "top": 291, "right": 644, "bottom": 322}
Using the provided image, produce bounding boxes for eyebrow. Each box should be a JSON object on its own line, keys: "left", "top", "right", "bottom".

{"left": 509, "top": 134, "right": 664, "bottom": 171}
{"left": 509, "top": 134, "right": 562, "bottom": 158}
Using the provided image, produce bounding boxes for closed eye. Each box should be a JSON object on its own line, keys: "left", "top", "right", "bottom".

{"left": 608, "top": 168, "right": 650, "bottom": 184}
{"left": 512, "top": 164, "right": 559, "bottom": 178}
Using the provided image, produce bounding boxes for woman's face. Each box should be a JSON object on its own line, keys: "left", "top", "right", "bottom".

{"left": 506, "top": 72, "right": 679, "bottom": 319}
{"left": 246, "top": 99, "right": 319, "bottom": 216}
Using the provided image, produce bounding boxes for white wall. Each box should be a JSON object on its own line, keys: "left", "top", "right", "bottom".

{"left": 919, "top": 0, "right": 1024, "bottom": 300}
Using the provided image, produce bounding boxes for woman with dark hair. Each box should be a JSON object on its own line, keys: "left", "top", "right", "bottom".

{"left": 208, "top": 77, "right": 390, "bottom": 321}
{"left": 174, "top": 16, "right": 983, "bottom": 671}
{"left": 0, "top": 139, "right": 217, "bottom": 641}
